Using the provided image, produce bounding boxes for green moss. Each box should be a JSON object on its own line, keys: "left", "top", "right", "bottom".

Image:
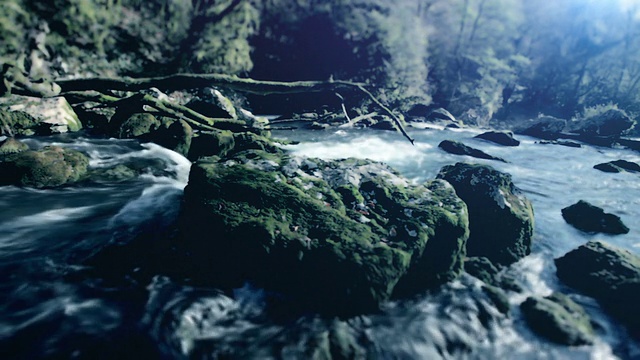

{"left": 0, "top": 109, "right": 39, "bottom": 136}
{"left": 0, "top": 146, "right": 89, "bottom": 188}
{"left": 179, "top": 150, "right": 469, "bottom": 314}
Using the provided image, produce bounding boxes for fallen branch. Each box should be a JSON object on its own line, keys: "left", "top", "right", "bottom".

{"left": 56, "top": 74, "right": 414, "bottom": 143}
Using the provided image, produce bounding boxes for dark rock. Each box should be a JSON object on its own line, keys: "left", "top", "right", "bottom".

{"left": 475, "top": 131, "right": 520, "bottom": 146}
{"left": 437, "top": 163, "right": 534, "bottom": 266}
{"left": 146, "top": 119, "right": 193, "bottom": 157}
{"left": 537, "top": 140, "right": 582, "bottom": 148}
{"left": 555, "top": 241, "right": 640, "bottom": 339}
{"left": 521, "top": 293, "right": 594, "bottom": 346}
{"left": 465, "top": 256, "right": 500, "bottom": 285}
{"left": 593, "top": 159, "right": 640, "bottom": 173}
{"left": 572, "top": 109, "right": 635, "bottom": 137}
{"left": 482, "top": 285, "right": 510, "bottom": 315}
{"left": 518, "top": 116, "right": 567, "bottom": 140}
{"left": 561, "top": 200, "right": 629, "bottom": 235}
{"left": 0, "top": 137, "right": 29, "bottom": 155}
{"left": 308, "top": 121, "right": 331, "bottom": 130}
{"left": 438, "top": 140, "right": 507, "bottom": 162}
{"left": 0, "top": 146, "right": 89, "bottom": 188}
{"left": 177, "top": 151, "right": 469, "bottom": 315}
{"left": 187, "top": 131, "right": 282, "bottom": 161}
{"left": 185, "top": 88, "right": 237, "bottom": 119}
{"left": 116, "top": 113, "right": 161, "bottom": 139}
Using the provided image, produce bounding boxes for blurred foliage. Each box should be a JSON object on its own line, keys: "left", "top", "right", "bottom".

{"left": 3, "top": 0, "right": 640, "bottom": 121}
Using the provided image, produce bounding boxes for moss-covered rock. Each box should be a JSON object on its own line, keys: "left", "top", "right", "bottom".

{"left": 521, "top": 293, "right": 594, "bottom": 346}
{"left": 0, "top": 96, "right": 82, "bottom": 134}
{"left": 177, "top": 150, "right": 468, "bottom": 315}
{"left": 561, "top": 200, "right": 629, "bottom": 235}
{"left": 555, "top": 240, "right": 640, "bottom": 339}
{"left": 0, "top": 137, "right": 29, "bottom": 155}
{"left": 116, "top": 112, "right": 161, "bottom": 139}
{"left": 437, "top": 162, "right": 534, "bottom": 266}
{"left": 438, "top": 140, "right": 507, "bottom": 163}
{"left": 187, "top": 130, "right": 282, "bottom": 161}
{"left": 0, "top": 109, "right": 39, "bottom": 136}
{"left": 0, "top": 146, "right": 88, "bottom": 188}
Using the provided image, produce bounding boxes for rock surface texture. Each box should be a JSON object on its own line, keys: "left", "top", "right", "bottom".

{"left": 474, "top": 131, "right": 520, "bottom": 146}
{"left": 555, "top": 241, "right": 640, "bottom": 339}
{"left": 437, "top": 162, "right": 534, "bottom": 266}
{"left": 0, "top": 146, "right": 89, "bottom": 188}
{"left": 438, "top": 140, "right": 506, "bottom": 162}
{"left": 561, "top": 200, "right": 629, "bottom": 234}
{"left": 177, "top": 150, "right": 470, "bottom": 315}
{"left": 521, "top": 293, "right": 594, "bottom": 346}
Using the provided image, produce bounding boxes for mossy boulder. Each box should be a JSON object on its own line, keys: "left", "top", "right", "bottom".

{"left": 0, "top": 146, "right": 89, "bottom": 188}
{"left": 561, "top": 200, "right": 629, "bottom": 235}
{"left": 177, "top": 150, "right": 469, "bottom": 315}
{"left": 555, "top": 241, "right": 640, "bottom": 339}
{"left": 593, "top": 159, "right": 640, "bottom": 173}
{"left": 437, "top": 163, "right": 534, "bottom": 266}
{"left": 521, "top": 293, "right": 594, "bottom": 346}
{"left": 438, "top": 140, "right": 506, "bottom": 163}
{"left": 0, "top": 137, "right": 29, "bottom": 155}
{"left": 0, "top": 96, "right": 82, "bottom": 134}
{"left": 110, "top": 112, "right": 193, "bottom": 156}
{"left": 0, "top": 109, "right": 39, "bottom": 136}
{"left": 474, "top": 131, "right": 520, "bottom": 146}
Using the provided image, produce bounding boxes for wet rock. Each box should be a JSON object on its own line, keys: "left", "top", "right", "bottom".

{"left": 518, "top": 116, "right": 567, "bottom": 140}
{"left": 147, "top": 119, "right": 193, "bottom": 157}
{"left": 0, "top": 146, "right": 89, "bottom": 188}
{"left": 88, "top": 164, "right": 138, "bottom": 183}
{"left": 0, "top": 109, "right": 39, "bottom": 136}
{"left": 521, "top": 293, "right": 594, "bottom": 346}
{"left": 115, "top": 113, "right": 161, "bottom": 139}
{"left": 109, "top": 112, "right": 193, "bottom": 156}
{"left": 593, "top": 159, "right": 640, "bottom": 173}
{"left": 464, "top": 256, "right": 499, "bottom": 285}
{"left": 185, "top": 87, "right": 237, "bottom": 119}
{"left": 437, "top": 163, "right": 534, "bottom": 266}
{"left": 438, "top": 140, "right": 507, "bottom": 162}
{"left": 187, "top": 130, "right": 282, "bottom": 161}
{"left": 561, "top": 200, "right": 629, "bottom": 235}
{"left": 178, "top": 151, "right": 469, "bottom": 315}
{"left": 0, "top": 96, "right": 82, "bottom": 134}
{"left": 482, "top": 285, "right": 510, "bottom": 315}
{"left": 474, "top": 131, "right": 520, "bottom": 146}
{"left": 555, "top": 241, "right": 640, "bottom": 339}
{"left": 571, "top": 109, "right": 635, "bottom": 137}
{"left": 537, "top": 140, "right": 582, "bottom": 148}
{"left": 0, "top": 137, "right": 29, "bottom": 155}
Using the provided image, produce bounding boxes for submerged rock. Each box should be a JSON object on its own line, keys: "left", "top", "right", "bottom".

{"left": 555, "top": 241, "right": 640, "bottom": 339}
{"left": 561, "top": 200, "right": 629, "bottom": 234}
{"left": 0, "top": 146, "right": 89, "bottom": 188}
{"left": 474, "top": 131, "right": 520, "bottom": 146}
{"left": 593, "top": 159, "right": 640, "bottom": 173}
{"left": 521, "top": 293, "right": 594, "bottom": 346}
{"left": 438, "top": 140, "right": 507, "bottom": 162}
{"left": 177, "top": 150, "right": 469, "bottom": 315}
{"left": 437, "top": 163, "right": 534, "bottom": 266}
{"left": 537, "top": 140, "right": 582, "bottom": 148}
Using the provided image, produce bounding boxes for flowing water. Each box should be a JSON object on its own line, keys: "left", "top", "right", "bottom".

{"left": 1, "top": 127, "right": 639, "bottom": 359}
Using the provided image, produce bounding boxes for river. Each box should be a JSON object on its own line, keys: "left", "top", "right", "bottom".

{"left": 1, "top": 126, "right": 639, "bottom": 359}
